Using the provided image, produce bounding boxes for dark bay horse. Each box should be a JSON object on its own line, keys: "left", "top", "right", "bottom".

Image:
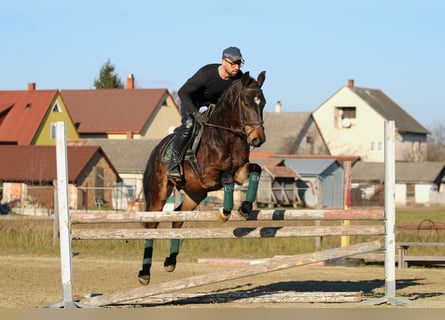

{"left": 138, "top": 71, "right": 266, "bottom": 285}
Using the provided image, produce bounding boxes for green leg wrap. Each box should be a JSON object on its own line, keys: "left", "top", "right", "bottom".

{"left": 170, "top": 239, "right": 180, "bottom": 255}
{"left": 246, "top": 165, "right": 261, "bottom": 203}
{"left": 222, "top": 172, "right": 234, "bottom": 214}
{"left": 142, "top": 239, "right": 153, "bottom": 266}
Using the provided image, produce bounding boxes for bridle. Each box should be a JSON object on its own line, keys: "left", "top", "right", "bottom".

{"left": 203, "top": 86, "right": 264, "bottom": 141}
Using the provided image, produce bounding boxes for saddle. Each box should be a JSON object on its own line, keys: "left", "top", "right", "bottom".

{"left": 162, "top": 105, "right": 215, "bottom": 177}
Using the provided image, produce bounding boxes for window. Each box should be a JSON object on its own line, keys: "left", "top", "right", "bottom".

{"left": 370, "top": 141, "right": 383, "bottom": 152}
{"left": 341, "top": 107, "right": 356, "bottom": 119}
{"left": 335, "top": 106, "right": 356, "bottom": 128}
{"left": 51, "top": 103, "right": 61, "bottom": 112}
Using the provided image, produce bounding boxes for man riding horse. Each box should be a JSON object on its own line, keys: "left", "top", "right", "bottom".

{"left": 167, "top": 46, "right": 245, "bottom": 182}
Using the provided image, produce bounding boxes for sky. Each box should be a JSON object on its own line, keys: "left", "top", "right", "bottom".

{"left": 1, "top": 0, "right": 444, "bottom": 128}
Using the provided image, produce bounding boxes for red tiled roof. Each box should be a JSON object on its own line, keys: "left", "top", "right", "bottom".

{"left": 0, "top": 90, "right": 57, "bottom": 144}
{"left": 61, "top": 89, "right": 169, "bottom": 134}
{"left": 0, "top": 145, "right": 118, "bottom": 183}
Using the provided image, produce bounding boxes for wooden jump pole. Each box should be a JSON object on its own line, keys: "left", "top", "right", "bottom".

{"left": 70, "top": 208, "right": 384, "bottom": 224}
{"left": 72, "top": 225, "right": 384, "bottom": 240}
{"left": 80, "top": 240, "right": 382, "bottom": 307}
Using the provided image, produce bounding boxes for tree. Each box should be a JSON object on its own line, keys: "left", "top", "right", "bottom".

{"left": 427, "top": 120, "right": 445, "bottom": 161}
{"left": 93, "top": 59, "right": 124, "bottom": 89}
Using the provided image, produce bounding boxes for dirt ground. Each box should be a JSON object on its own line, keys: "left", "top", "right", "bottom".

{"left": 0, "top": 254, "right": 444, "bottom": 309}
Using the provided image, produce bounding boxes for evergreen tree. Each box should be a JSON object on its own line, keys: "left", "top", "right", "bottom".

{"left": 94, "top": 59, "right": 124, "bottom": 89}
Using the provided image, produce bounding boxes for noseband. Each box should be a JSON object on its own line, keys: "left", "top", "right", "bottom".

{"left": 238, "top": 87, "right": 264, "bottom": 139}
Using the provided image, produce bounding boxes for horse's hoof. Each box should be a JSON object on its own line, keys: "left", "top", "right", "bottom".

{"left": 137, "top": 270, "right": 151, "bottom": 286}
{"left": 217, "top": 209, "right": 231, "bottom": 222}
{"left": 238, "top": 201, "right": 252, "bottom": 219}
{"left": 164, "top": 264, "right": 176, "bottom": 272}
{"left": 164, "top": 255, "right": 177, "bottom": 272}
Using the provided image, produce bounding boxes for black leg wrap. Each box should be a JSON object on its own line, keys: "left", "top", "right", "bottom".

{"left": 164, "top": 253, "right": 178, "bottom": 272}
{"left": 137, "top": 264, "right": 151, "bottom": 285}
{"left": 250, "top": 163, "right": 262, "bottom": 174}
{"left": 238, "top": 201, "right": 253, "bottom": 218}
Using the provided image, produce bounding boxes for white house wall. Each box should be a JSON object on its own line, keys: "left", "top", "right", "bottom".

{"left": 312, "top": 87, "right": 386, "bottom": 162}
{"left": 415, "top": 184, "right": 432, "bottom": 204}
{"left": 395, "top": 184, "right": 406, "bottom": 205}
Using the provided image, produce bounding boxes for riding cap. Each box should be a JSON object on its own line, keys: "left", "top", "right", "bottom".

{"left": 222, "top": 47, "right": 244, "bottom": 63}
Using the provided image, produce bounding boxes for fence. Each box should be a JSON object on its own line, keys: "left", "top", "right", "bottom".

{"left": 46, "top": 120, "right": 403, "bottom": 308}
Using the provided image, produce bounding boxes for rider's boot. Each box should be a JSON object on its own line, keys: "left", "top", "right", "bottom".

{"left": 167, "top": 119, "right": 193, "bottom": 182}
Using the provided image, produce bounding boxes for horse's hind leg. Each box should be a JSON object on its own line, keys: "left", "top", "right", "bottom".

{"left": 163, "top": 220, "right": 183, "bottom": 272}
{"left": 138, "top": 222, "right": 158, "bottom": 285}
{"left": 163, "top": 191, "right": 206, "bottom": 273}
{"left": 138, "top": 165, "right": 174, "bottom": 285}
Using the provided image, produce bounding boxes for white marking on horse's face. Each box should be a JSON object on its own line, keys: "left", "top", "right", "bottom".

{"left": 254, "top": 96, "right": 261, "bottom": 106}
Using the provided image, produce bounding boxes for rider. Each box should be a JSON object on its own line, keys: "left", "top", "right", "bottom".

{"left": 167, "top": 47, "right": 245, "bottom": 182}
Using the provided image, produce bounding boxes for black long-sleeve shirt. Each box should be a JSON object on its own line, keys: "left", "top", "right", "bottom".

{"left": 178, "top": 63, "right": 243, "bottom": 115}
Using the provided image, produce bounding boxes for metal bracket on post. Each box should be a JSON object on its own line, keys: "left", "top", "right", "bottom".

{"left": 45, "top": 121, "right": 91, "bottom": 308}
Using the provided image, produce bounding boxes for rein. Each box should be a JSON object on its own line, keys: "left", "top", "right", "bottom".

{"left": 200, "top": 86, "right": 264, "bottom": 141}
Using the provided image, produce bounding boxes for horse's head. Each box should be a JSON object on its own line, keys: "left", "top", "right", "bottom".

{"left": 238, "top": 71, "right": 267, "bottom": 148}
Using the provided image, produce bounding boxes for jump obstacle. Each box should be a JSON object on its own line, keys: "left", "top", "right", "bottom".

{"left": 49, "top": 120, "right": 402, "bottom": 307}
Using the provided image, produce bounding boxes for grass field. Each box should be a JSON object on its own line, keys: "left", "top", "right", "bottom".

{"left": 0, "top": 206, "right": 444, "bottom": 261}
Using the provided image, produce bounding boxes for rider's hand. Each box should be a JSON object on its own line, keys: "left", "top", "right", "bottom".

{"left": 192, "top": 112, "right": 205, "bottom": 122}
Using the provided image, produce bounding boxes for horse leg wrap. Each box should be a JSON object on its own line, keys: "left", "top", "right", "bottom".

{"left": 222, "top": 172, "right": 234, "bottom": 216}
{"left": 164, "top": 239, "right": 180, "bottom": 272}
{"left": 246, "top": 163, "right": 261, "bottom": 203}
{"left": 239, "top": 164, "right": 262, "bottom": 218}
{"left": 138, "top": 239, "right": 153, "bottom": 285}
{"left": 170, "top": 239, "right": 180, "bottom": 255}
{"left": 141, "top": 239, "right": 154, "bottom": 267}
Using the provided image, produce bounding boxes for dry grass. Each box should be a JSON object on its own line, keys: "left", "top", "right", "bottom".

{"left": 1, "top": 206, "right": 444, "bottom": 261}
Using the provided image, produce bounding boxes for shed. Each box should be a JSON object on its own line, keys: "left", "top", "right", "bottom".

{"left": 276, "top": 158, "right": 345, "bottom": 208}
{"left": 253, "top": 160, "right": 302, "bottom": 207}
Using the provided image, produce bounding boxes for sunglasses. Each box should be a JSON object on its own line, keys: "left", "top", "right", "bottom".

{"left": 224, "top": 59, "right": 244, "bottom": 67}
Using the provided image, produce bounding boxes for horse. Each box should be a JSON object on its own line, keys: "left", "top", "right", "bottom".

{"left": 138, "top": 71, "right": 266, "bottom": 285}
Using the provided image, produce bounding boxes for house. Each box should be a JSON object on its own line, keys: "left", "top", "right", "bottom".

{"left": 80, "top": 138, "right": 161, "bottom": 204}
{"left": 311, "top": 79, "right": 430, "bottom": 162}
{"left": 0, "top": 83, "right": 79, "bottom": 145}
{"left": 61, "top": 75, "right": 181, "bottom": 140}
{"left": 0, "top": 145, "right": 121, "bottom": 215}
{"left": 351, "top": 161, "right": 445, "bottom": 207}
{"left": 261, "top": 108, "right": 329, "bottom": 155}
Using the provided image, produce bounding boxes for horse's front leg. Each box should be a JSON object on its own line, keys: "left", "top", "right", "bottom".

{"left": 237, "top": 163, "right": 262, "bottom": 218}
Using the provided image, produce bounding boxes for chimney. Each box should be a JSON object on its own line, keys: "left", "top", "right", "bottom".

{"left": 127, "top": 73, "right": 135, "bottom": 89}
{"left": 28, "top": 82, "right": 36, "bottom": 91}
{"left": 275, "top": 101, "right": 282, "bottom": 113}
{"left": 347, "top": 79, "right": 354, "bottom": 87}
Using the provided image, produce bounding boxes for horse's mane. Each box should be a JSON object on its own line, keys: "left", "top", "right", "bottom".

{"left": 211, "top": 73, "right": 258, "bottom": 118}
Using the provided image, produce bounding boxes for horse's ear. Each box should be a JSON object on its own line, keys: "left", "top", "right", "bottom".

{"left": 241, "top": 71, "right": 251, "bottom": 87}
{"left": 256, "top": 71, "right": 266, "bottom": 88}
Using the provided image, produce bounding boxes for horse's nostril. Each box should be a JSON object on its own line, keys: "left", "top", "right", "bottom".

{"left": 252, "top": 137, "right": 264, "bottom": 147}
